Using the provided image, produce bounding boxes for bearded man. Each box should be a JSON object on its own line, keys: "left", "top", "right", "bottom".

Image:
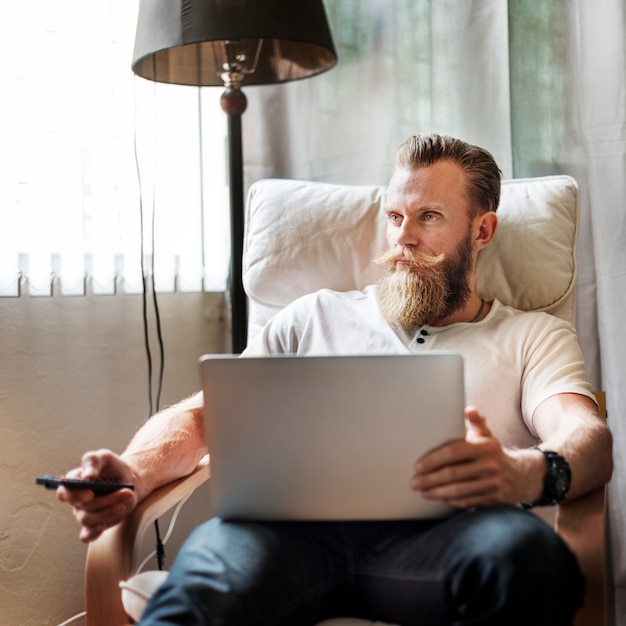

{"left": 59, "top": 133, "right": 612, "bottom": 626}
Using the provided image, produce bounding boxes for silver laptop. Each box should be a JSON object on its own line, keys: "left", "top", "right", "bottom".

{"left": 200, "top": 352, "right": 465, "bottom": 521}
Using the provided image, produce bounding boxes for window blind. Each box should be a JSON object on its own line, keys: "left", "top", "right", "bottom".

{"left": 0, "top": 0, "right": 229, "bottom": 298}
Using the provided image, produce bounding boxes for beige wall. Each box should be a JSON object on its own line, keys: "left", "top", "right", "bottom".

{"left": 0, "top": 288, "right": 226, "bottom": 625}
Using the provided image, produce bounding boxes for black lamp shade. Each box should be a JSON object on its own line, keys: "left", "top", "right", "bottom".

{"left": 132, "top": 0, "right": 337, "bottom": 87}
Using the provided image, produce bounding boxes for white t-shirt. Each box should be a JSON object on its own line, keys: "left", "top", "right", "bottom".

{"left": 245, "top": 285, "right": 595, "bottom": 449}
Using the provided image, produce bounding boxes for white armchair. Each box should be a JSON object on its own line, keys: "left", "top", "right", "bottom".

{"left": 85, "top": 175, "right": 605, "bottom": 626}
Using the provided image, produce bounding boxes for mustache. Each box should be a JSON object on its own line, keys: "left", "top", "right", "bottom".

{"left": 374, "top": 248, "right": 445, "bottom": 270}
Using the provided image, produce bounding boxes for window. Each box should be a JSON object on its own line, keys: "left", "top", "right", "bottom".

{"left": 0, "top": 0, "right": 229, "bottom": 297}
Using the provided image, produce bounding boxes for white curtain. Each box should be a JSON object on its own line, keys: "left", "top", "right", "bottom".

{"left": 242, "top": 0, "right": 626, "bottom": 622}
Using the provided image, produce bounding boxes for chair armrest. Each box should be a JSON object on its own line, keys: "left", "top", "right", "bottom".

{"left": 556, "top": 389, "right": 607, "bottom": 626}
{"left": 85, "top": 456, "right": 210, "bottom": 626}
{"left": 556, "top": 486, "right": 606, "bottom": 626}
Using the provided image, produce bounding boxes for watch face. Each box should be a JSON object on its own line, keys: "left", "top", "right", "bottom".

{"left": 521, "top": 449, "right": 572, "bottom": 509}
{"left": 545, "top": 452, "right": 571, "bottom": 504}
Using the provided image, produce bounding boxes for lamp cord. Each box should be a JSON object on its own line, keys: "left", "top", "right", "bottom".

{"left": 134, "top": 74, "right": 166, "bottom": 571}
{"left": 150, "top": 181, "right": 165, "bottom": 415}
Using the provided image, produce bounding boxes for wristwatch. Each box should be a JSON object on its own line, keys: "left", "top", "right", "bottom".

{"left": 523, "top": 448, "right": 571, "bottom": 509}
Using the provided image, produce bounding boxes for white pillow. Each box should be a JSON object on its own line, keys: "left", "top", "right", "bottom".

{"left": 475, "top": 176, "right": 578, "bottom": 320}
{"left": 243, "top": 176, "right": 578, "bottom": 339}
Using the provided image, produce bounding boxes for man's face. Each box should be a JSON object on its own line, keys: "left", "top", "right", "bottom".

{"left": 376, "top": 161, "right": 478, "bottom": 330}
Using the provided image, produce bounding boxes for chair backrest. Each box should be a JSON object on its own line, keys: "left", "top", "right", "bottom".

{"left": 243, "top": 175, "right": 579, "bottom": 341}
{"left": 240, "top": 174, "right": 606, "bottom": 626}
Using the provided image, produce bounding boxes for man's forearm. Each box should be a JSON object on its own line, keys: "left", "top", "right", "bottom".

{"left": 537, "top": 419, "right": 612, "bottom": 502}
{"left": 121, "top": 391, "right": 208, "bottom": 501}
{"left": 533, "top": 393, "right": 613, "bottom": 503}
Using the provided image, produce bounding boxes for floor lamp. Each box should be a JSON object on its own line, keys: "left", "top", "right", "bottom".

{"left": 131, "top": 0, "right": 337, "bottom": 353}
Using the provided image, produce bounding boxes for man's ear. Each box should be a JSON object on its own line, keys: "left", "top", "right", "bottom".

{"left": 473, "top": 212, "right": 498, "bottom": 251}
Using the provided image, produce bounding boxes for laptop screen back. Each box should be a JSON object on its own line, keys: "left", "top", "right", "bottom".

{"left": 200, "top": 352, "right": 465, "bottom": 521}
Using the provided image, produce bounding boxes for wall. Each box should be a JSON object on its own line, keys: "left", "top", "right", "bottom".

{"left": 0, "top": 288, "right": 226, "bottom": 626}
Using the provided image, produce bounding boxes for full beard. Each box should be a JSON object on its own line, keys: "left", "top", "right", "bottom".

{"left": 375, "top": 237, "right": 474, "bottom": 332}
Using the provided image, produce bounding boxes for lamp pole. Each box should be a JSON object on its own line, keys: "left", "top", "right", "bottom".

{"left": 220, "top": 71, "right": 248, "bottom": 353}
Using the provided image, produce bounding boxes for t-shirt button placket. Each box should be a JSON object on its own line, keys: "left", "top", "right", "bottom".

{"left": 416, "top": 329, "right": 429, "bottom": 345}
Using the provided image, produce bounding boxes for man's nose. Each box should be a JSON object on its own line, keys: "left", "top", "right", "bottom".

{"left": 394, "top": 222, "right": 419, "bottom": 248}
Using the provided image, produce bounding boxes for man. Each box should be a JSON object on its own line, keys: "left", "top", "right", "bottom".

{"left": 60, "top": 134, "right": 612, "bottom": 625}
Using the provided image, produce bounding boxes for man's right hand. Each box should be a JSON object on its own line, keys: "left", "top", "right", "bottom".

{"left": 57, "top": 449, "right": 139, "bottom": 543}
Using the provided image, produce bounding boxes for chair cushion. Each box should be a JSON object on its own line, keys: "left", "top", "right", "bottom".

{"left": 120, "top": 570, "right": 169, "bottom": 621}
{"left": 243, "top": 176, "right": 578, "bottom": 339}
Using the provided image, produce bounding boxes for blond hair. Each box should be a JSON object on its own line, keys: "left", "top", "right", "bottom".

{"left": 395, "top": 133, "right": 502, "bottom": 215}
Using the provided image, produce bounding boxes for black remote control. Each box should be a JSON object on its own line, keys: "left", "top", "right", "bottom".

{"left": 36, "top": 475, "right": 134, "bottom": 496}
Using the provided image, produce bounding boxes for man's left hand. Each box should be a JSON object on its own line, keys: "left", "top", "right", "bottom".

{"left": 410, "top": 406, "right": 537, "bottom": 508}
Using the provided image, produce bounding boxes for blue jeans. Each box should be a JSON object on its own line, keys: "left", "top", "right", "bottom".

{"left": 139, "top": 506, "right": 584, "bottom": 626}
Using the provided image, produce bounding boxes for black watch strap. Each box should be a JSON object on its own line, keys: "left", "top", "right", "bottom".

{"left": 522, "top": 448, "right": 571, "bottom": 509}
